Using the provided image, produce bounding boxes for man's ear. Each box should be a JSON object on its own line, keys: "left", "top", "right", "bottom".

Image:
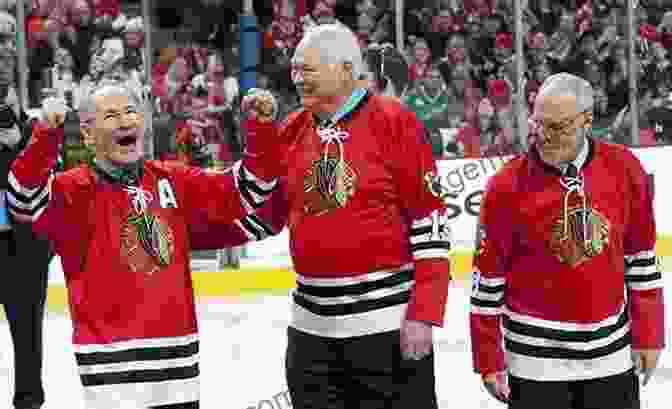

{"left": 584, "top": 111, "right": 594, "bottom": 128}
{"left": 342, "top": 61, "right": 354, "bottom": 79}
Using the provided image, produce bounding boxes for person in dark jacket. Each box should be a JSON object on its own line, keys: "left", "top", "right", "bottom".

{"left": 0, "top": 10, "right": 51, "bottom": 409}
{"left": 0, "top": 107, "right": 52, "bottom": 409}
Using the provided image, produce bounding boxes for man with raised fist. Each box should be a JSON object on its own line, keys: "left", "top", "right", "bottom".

{"left": 7, "top": 81, "right": 284, "bottom": 409}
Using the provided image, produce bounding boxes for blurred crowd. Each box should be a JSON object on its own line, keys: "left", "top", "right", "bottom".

{"left": 7, "top": 0, "right": 672, "bottom": 164}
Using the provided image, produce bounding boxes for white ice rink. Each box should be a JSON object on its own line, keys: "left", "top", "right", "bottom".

{"left": 1, "top": 278, "right": 672, "bottom": 409}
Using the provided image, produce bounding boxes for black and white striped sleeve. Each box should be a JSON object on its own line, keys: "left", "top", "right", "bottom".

{"left": 624, "top": 250, "right": 662, "bottom": 291}
{"left": 408, "top": 209, "right": 452, "bottom": 260}
{"left": 234, "top": 213, "right": 279, "bottom": 242}
{"left": 470, "top": 269, "right": 506, "bottom": 316}
{"left": 234, "top": 161, "right": 278, "bottom": 213}
{"left": 6, "top": 169, "right": 51, "bottom": 222}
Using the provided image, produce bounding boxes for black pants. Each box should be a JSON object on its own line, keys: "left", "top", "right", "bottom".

{"left": 2, "top": 287, "right": 47, "bottom": 408}
{"left": 286, "top": 327, "right": 438, "bottom": 409}
{"left": 149, "top": 402, "right": 199, "bottom": 408}
{"left": 508, "top": 369, "right": 640, "bottom": 409}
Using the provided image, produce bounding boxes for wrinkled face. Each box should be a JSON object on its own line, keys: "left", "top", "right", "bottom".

{"left": 93, "top": 92, "right": 145, "bottom": 165}
{"left": 91, "top": 37, "right": 125, "bottom": 74}
{"left": 291, "top": 46, "right": 351, "bottom": 112}
{"left": 531, "top": 94, "right": 590, "bottom": 166}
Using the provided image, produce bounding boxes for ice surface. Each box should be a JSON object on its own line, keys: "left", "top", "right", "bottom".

{"left": 1, "top": 279, "right": 671, "bottom": 408}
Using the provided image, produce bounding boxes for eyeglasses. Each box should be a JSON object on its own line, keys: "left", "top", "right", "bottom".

{"left": 531, "top": 111, "right": 588, "bottom": 138}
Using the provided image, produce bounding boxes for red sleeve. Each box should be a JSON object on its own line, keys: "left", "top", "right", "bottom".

{"left": 385, "top": 105, "right": 451, "bottom": 327}
{"left": 469, "top": 171, "right": 513, "bottom": 377}
{"left": 189, "top": 177, "right": 290, "bottom": 250}
{"left": 6, "top": 125, "right": 61, "bottom": 224}
{"left": 242, "top": 117, "right": 293, "bottom": 182}
{"left": 178, "top": 163, "right": 261, "bottom": 233}
{"left": 184, "top": 111, "right": 298, "bottom": 248}
{"left": 622, "top": 149, "right": 665, "bottom": 350}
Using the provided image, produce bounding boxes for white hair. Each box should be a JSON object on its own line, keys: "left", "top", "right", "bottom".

{"left": 80, "top": 83, "right": 142, "bottom": 113}
{"left": 293, "top": 23, "right": 364, "bottom": 80}
{"left": 537, "top": 72, "right": 594, "bottom": 113}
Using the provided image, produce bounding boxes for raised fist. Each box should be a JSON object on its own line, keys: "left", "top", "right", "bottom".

{"left": 241, "top": 88, "right": 277, "bottom": 122}
{"left": 41, "top": 96, "right": 68, "bottom": 129}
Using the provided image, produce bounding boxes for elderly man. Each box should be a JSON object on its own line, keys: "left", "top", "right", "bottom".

{"left": 470, "top": 72, "right": 664, "bottom": 409}
{"left": 7, "top": 82, "right": 282, "bottom": 409}
{"left": 235, "top": 23, "right": 451, "bottom": 408}
{"left": 0, "top": 10, "right": 51, "bottom": 409}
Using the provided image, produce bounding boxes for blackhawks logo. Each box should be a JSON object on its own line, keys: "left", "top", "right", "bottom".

{"left": 303, "top": 152, "right": 357, "bottom": 216}
{"left": 120, "top": 211, "right": 175, "bottom": 275}
{"left": 549, "top": 204, "right": 610, "bottom": 267}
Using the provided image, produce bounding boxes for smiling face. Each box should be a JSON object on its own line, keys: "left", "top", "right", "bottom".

{"left": 291, "top": 46, "right": 353, "bottom": 113}
{"left": 91, "top": 90, "right": 145, "bottom": 165}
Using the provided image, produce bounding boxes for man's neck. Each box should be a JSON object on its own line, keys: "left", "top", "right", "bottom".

{"left": 95, "top": 156, "right": 140, "bottom": 172}
{"left": 315, "top": 86, "right": 357, "bottom": 120}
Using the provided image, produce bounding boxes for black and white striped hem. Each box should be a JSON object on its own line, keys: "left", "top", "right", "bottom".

{"left": 502, "top": 306, "right": 633, "bottom": 381}
{"left": 291, "top": 264, "right": 414, "bottom": 338}
{"left": 74, "top": 334, "right": 200, "bottom": 409}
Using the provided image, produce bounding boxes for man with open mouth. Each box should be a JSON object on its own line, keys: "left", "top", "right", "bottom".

{"left": 6, "top": 82, "right": 284, "bottom": 409}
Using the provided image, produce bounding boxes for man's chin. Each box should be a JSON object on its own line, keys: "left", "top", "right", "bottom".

{"left": 108, "top": 150, "right": 142, "bottom": 165}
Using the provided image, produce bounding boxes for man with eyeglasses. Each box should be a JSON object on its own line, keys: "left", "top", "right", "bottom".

{"left": 470, "top": 73, "right": 664, "bottom": 409}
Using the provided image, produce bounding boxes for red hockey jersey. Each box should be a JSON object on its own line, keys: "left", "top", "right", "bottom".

{"left": 7, "top": 124, "right": 277, "bottom": 408}
{"left": 470, "top": 139, "right": 665, "bottom": 382}
{"left": 230, "top": 93, "right": 452, "bottom": 338}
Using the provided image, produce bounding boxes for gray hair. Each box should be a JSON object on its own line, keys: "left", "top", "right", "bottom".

{"left": 78, "top": 83, "right": 143, "bottom": 127}
{"left": 537, "top": 72, "right": 594, "bottom": 113}
{"left": 293, "top": 23, "right": 364, "bottom": 80}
